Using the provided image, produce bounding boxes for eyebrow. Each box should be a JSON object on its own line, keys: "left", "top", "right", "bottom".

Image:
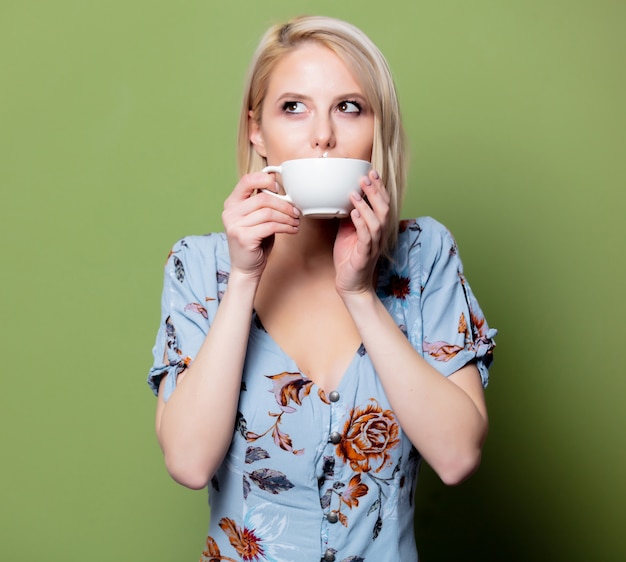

{"left": 275, "top": 92, "right": 311, "bottom": 102}
{"left": 275, "top": 92, "right": 368, "bottom": 102}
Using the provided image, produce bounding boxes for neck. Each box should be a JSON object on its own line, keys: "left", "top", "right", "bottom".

{"left": 272, "top": 217, "right": 340, "bottom": 268}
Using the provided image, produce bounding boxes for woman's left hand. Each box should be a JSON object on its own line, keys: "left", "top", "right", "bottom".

{"left": 334, "top": 170, "right": 390, "bottom": 296}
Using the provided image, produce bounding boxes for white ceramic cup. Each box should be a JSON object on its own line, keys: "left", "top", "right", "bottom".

{"left": 261, "top": 157, "right": 371, "bottom": 218}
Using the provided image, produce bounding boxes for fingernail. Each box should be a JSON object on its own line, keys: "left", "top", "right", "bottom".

{"left": 293, "top": 206, "right": 301, "bottom": 216}
{"left": 363, "top": 176, "right": 372, "bottom": 186}
{"left": 353, "top": 191, "right": 363, "bottom": 201}
{"left": 372, "top": 170, "right": 380, "bottom": 180}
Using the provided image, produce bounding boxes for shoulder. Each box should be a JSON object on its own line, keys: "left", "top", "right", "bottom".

{"left": 166, "top": 233, "right": 229, "bottom": 269}
{"left": 397, "top": 216, "right": 453, "bottom": 243}
{"left": 394, "top": 217, "right": 457, "bottom": 262}
{"left": 376, "top": 217, "right": 451, "bottom": 298}
{"left": 163, "top": 232, "right": 230, "bottom": 288}
{"left": 167, "top": 232, "right": 228, "bottom": 258}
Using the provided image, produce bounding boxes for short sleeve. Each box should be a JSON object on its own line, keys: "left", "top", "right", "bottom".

{"left": 147, "top": 234, "right": 230, "bottom": 401}
{"left": 417, "top": 219, "right": 497, "bottom": 387}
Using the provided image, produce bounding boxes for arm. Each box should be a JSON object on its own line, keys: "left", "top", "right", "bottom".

{"left": 335, "top": 172, "right": 489, "bottom": 485}
{"left": 155, "top": 172, "right": 300, "bottom": 489}
{"left": 156, "top": 271, "right": 259, "bottom": 489}
{"left": 340, "top": 290, "right": 488, "bottom": 485}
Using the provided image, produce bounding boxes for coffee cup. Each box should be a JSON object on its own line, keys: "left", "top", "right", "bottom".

{"left": 261, "top": 157, "right": 371, "bottom": 218}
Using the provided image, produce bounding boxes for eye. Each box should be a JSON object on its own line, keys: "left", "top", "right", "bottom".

{"left": 282, "top": 101, "right": 306, "bottom": 114}
{"left": 337, "top": 100, "right": 362, "bottom": 114}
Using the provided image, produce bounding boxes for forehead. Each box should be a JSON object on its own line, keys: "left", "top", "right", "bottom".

{"left": 265, "top": 42, "right": 365, "bottom": 97}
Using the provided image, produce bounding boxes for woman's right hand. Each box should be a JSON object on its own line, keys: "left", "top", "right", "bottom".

{"left": 222, "top": 172, "right": 300, "bottom": 280}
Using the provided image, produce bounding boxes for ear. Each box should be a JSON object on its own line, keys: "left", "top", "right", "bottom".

{"left": 248, "top": 111, "right": 267, "bottom": 158}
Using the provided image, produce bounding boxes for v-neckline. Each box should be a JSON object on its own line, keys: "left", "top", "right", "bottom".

{"left": 251, "top": 311, "right": 362, "bottom": 395}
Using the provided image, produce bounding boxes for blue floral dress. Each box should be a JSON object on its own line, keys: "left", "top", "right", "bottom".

{"left": 148, "top": 217, "right": 496, "bottom": 562}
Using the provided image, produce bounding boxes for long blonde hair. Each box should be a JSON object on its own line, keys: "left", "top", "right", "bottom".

{"left": 238, "top": 15, "right": 407, "bottom": 254}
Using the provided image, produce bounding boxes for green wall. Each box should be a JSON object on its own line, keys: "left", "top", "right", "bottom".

{"left": 2, "top": 1, "right": 624, "bottom": 560}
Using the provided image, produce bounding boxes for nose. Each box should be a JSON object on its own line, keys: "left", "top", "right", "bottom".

{"left": 311, "top": 113, "right": 336, "bottom": 151}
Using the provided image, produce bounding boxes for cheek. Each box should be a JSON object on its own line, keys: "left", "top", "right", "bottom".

{"left": 355, "top": 138, "right": 374, "bottom": 161}
{"left": 264, "top": 124, "right": 306, "bottom": 150}
{"left": 363, "top": 143, "right": 374, "bottom": 160}
{"left": 351, "top": 123, "right": 375, "bottom": 160}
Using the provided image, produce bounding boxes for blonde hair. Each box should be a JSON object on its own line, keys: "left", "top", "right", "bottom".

{"left": 237, "top": 15, "right": 407, "bottom": 254}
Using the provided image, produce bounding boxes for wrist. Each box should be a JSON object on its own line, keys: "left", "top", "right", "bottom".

{"left": 339, "top": 286, "right": 379, "bottom": 312}
{"left": 224, "top": 268, "right": 262, "bottom": 296}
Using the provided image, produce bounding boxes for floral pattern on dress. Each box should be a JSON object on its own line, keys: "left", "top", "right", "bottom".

{"left": 377, "top": 220, "right": 423, "bottom": 306}
{"left": 212, "top": 370, "right": 379, "bottom": 561}
{"left": 147, "top": 219, "right": 497, "bottom": 561}
{"left": 422, "top": 270, "right": 495, "bottom": 365}
{"left": 239, "top": 371, "right": 318, "bottom": 499}
{"left": 319, "top": 399, "right": 402, "bottom": 539}
{"left": 245, "top": 371, "right": 313, "bottom": 454}
{"left": 163, "top": 315, "right": 191, "bottom": 378}
{"left": 200, "top": 503, "right": 296, "bottom": 562}
{"left": 378, "top": 218, "right": 496, "bottom": 371}
{"left": 336, "top": 399, "right": 400, "bottom": 473}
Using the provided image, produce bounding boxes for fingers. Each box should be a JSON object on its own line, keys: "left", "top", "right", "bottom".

{"left": 359, "top": 169, "right": 391, "bottom": 215}
{"left": 222, "top": 173, "right": 301, "bottom": 277}
{"left": 222, "top": 172, "right": 300, "bottom": 250}
{"left": 224, "top": 172, "right": 277, "bottom": 206}
{"left": 224, "top": 172, "right": 299, "bottom": 225}
{"left": 349, "top": 170, "right": 389, "bottom": 254}
{"left": 229, "top": 191, "right": 299, "bottom": 225}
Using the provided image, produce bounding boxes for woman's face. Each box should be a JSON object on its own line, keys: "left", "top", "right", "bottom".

{"left": 249, "top": 43, "right": 375, "bottom": 165}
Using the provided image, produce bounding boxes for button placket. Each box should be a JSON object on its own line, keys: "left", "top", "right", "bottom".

{"left": 320, "top": 388, "right": 344, "bottom": 555}
{"left": 327, "top": 510, "right": 339, "bottom": 524}
{"left": 327, "top": 389, "right": 342, "bottom": 444}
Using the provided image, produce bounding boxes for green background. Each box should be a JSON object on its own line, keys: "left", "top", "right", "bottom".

{"left": 1, "top": 0, "right": 624, "bottom": 560}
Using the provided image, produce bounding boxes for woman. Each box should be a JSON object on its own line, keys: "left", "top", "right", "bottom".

{"left": 148, "top": 15, "right": 496, "bottom": 562}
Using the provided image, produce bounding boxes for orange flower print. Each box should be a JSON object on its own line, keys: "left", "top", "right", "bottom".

{"left": 470, "top": 309, "right": 487, "bottom": 338}
{"left": 458, "top": 312, "right": 468, "bottom": 336}
{"left": 219, "top": 518, "right": 266, "bottom": 561}
{"left": 320, "top": 472, "right": 370, "bottom": 530}
{"left": 245, "top": 372, "right": 313, "bottom": 456}
{"left": 200, "top": 535, "right": 235, "bottom": 562}
{"left": 341, "top": 474, "right": 369, "bottom": 508}
{"left": 266, "top": 372, "right": 314, "bottom": 413}
{"left": 184, "top": 302, "right": 209, "bottom": 319}
{"left": 422, "top": 340, "right": 464, "bottom": 361}
{"left": 317, "top": 388, "right": 331, "bottom": 405}
{"left": 337, "top": 399, "right": 400, "bottom": 473}
{"left": 209, "top": 504, "right": 295, "bottom": 562}
{"left": 424, "top": 303, "right": 495, "bottom": 363}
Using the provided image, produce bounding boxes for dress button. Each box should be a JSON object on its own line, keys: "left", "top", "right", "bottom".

{"left": 328, "top": 390, "right": 340, "bottom": 402}
{"left": 323, "top": 549, "right": 336, "bottom": 562}
{"left": 327, "top": 510, "right": 339, "bottom": 524}
{"left": 329, "top": 431, "right": 342, "bottom": 444}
